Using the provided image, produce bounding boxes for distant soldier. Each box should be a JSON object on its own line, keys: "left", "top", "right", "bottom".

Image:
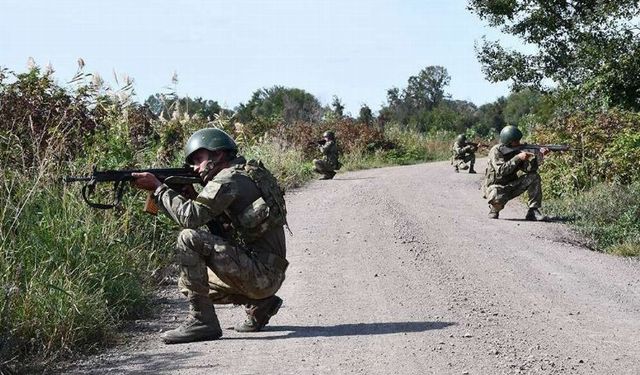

{"left": 313, "top": 130, "right": 340, "bottom": 180}
{"left": 452, "top": 134, "right": 477, "bottom": 173}
{"left": 483, "top": 125, "right": 550, "bottom": 221}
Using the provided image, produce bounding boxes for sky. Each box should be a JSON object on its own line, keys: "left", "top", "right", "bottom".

{"left": 1, "top": 0, "right": 518, "bottom": 115}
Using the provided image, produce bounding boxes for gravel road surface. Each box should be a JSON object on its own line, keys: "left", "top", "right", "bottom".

{"left": 64, "top": 160, "right": 640, "bottom": 375}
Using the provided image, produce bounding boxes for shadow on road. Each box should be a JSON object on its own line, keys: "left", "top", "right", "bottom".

{"left": 332, "top": 177, "right": 376, "bottom": 181}
{"left": 225, "top": 321, "right": 456, "bottom": 340}
{"left": 501, "top": 215, "right": 574, "bottom": 223}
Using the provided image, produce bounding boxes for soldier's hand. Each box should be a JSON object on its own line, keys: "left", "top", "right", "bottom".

{"left": 517, "top": 152, "right": 535, "bottom": 161}
{"left": 131, "top": 172, "right": 162, "bottom": 191}
{"left": 540, "top": 147, "right": 550, "bottom": 156}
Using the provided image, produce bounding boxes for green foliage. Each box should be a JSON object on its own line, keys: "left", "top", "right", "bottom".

{"left": 357, "top": 104, "right": 374, "bottom": 126}
{"left": 546, "top": 182, "right": 640, "bottom": 256}
{"left": 533, "top": 109, "right": 640, "bottom": 197}
{"left": 382, "top": 66, "right": 452, "bottom": 126}
{"left": 468, "top": 0, "right": 640, "bottom": 110}
{"left": 235, "top": 86, "right": 323, "bottom": 132}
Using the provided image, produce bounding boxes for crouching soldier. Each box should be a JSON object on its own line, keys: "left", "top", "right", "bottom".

{"left": 452, "top": 134, "right": 477, "bottom": 173}
{"left": 313, "top": 130, "right": 340, "bottom": 180}
{"left": 483, "top": 125, "right": 550, "bottom": 221}
{"left": 132, "top": 128, "right": 288, "bottom": 344}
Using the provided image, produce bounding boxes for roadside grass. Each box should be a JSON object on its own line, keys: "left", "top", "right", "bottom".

{"left": 342, "top": 127, "right": 453, "bottom": 170}
{"left": 0, "top": 158, "right": 178, "bottom": 372}
{"left": 545, "top": 182, "right": 640, "bottom": 256}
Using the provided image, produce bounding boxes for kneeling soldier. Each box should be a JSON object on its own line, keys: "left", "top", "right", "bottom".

{"left": 483, "top": 125, "right": 550, "bottom": 221}
{"left": 133, "top": 128, "right": 288, "bottom": 344}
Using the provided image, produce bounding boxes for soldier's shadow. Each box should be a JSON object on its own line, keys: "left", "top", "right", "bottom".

{"left": 332, "top": 177, "right": 375, "bottom": 181}
{"left": 224, "top": 321, "right": 456, "bottom": 340}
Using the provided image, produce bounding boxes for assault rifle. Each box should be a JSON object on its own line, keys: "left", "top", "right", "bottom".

{"left": 467, "top": 141, "right": 490, "bottom": 149}
{"left": 508, "top": 144, "right": 576, "bottom": 153}
{"left": 308, "top": 139, "right": 327, "bottom": 146}
{"left": 63, "top": 166, "right": 201, "bottom": 210}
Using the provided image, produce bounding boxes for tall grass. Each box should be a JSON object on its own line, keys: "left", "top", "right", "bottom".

{"left": 341, "top": 125, "right": 453, "bottom": 170}
{"left": 545, "top": 182, "right": 640, "bottom": 256}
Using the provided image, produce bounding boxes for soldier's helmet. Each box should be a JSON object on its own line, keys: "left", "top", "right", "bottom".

{"left": 455, "top": 134, "right": 467, "bottom": 144}
{"left": 184, "top": 128, "right": 237, "bottom": 164}
{"left": 499, "top": 125, "right": 523, "bottom": 145}
{"left": 323, "top": 130, "right": 335, "bottom": 140}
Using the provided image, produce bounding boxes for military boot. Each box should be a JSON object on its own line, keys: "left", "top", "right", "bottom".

{"left": 468, "top": 167, "right": 476, "bottom": 174}
{"left": 525, "top": 208, "right": 547, "bottom": 221}
{"left": 454, "top": 165, "right": 459, "bottom": 173}
{"left": 162, "top": 295, "right": 222, "bottom": 344}
{"left": 235, "top": 295, "right": 283, "bottom": 332}
{"left": 488, "top": 201, "right": 503, "bottom": 219}
{"left": 320, "top": 171, "right": 336, "bottom": 180}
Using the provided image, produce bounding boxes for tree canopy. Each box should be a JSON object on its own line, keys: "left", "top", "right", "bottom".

{"left": 468, "top": 0, "right": 640, "bottom": 110}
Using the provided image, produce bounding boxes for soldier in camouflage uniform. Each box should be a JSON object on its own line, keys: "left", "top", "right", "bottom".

{"left": 132, "top": 128, "right": 288, "bottom": 344}
{"left": 482, "top": 125, "right": 549, "bottom": 221}
{"left": 451, "top": 134, "right": 477, "bottom": 173}
{"left": 313, "top": 130, "right": 340, "bottom": 180}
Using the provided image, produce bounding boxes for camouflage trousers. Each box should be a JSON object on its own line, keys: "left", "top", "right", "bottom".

{"left": 485, "top": 172, "right": 542, "bottom": 209}
{"left": 313, "top": 159, "right": 335, "bottom": 175}
{"left": 453, "top": 153, "right": 475, "bottom": 169}
{"left": 175, "top": 229, "right": 285, "bottom": 305}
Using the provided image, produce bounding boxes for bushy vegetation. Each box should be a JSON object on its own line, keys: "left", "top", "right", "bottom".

{"left": 545, "top": 182, "right": 640, "bottom": 257}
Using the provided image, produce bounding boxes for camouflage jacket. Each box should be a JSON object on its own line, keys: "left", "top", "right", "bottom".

{"left": 484, "top": 144, "right": 539, "bottom": 187}
{"left": 320, "top": 140, "right": 339, "bottom": 169}
{"left": 154, "top": 156, "right": 286, "bottom": 258}
{"left": 452, "top": 141, "right": 475, "bottom": 159}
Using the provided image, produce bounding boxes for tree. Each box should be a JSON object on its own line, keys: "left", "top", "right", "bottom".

{"left": 381, "top": 65, "right": 452, "bottom": 126}
{"left": 468, "top": 0, "right": 640, "bottom": 110}
{"left": 331, "top": 95, "right": 345, "bottom": 119}
{"left": 405, "top": 66, "right": 451, "bottom": 111}
{"left": 145, "top": 94, "right": 226, "bottom": 120}
{"left": 474, "top": 97, "right": 507, "bottom": 137}
{"left": 235, "top": 86, "right": 323, "bottom": 127}
{"left": 358, "top": 104, "right": 374, "bottom": 125}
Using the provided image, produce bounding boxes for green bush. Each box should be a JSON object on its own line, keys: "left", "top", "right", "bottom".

{"left": 533, "top": 109, "right": 640, "bottom": 197}
{"left": 546, "top": 182, "right": 640, "bottom": 256}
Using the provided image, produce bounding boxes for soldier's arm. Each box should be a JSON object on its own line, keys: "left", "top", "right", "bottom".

{"left": 319, "top": 141, "right": 332, "bottom": 155}
{"left": 154, "top": 180, "right": 236, "bottom": 229}
{"left": 489, "top": 148, "right": 522, "bottom": 177}
{"left": 452, "top": 143, "right": 462, "bottom": 154}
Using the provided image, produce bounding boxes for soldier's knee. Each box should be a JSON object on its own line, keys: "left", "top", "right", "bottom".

{"left": 177, "top": 229, "right": 199, "bottom": 250}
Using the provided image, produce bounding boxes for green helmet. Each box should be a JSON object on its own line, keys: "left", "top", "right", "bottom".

{"left": 455, "top": 134, "right": 466, "bottom": 144}
{"left": 323, "top": 130, "right": 335, "bottom": 140}
{"left": 184, "top": 128, "right": 237, "bottom": 164}
{"left": 499, "top": 125, "right": 523, "bottom": 145}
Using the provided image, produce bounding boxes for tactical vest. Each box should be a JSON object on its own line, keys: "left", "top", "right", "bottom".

{"left": 231, "top": 159, "right": 288, "bottom": 242}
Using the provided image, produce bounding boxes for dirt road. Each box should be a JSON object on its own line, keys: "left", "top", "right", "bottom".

{"left": 66, "top": 160, "right": 640, "bottom": 374}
